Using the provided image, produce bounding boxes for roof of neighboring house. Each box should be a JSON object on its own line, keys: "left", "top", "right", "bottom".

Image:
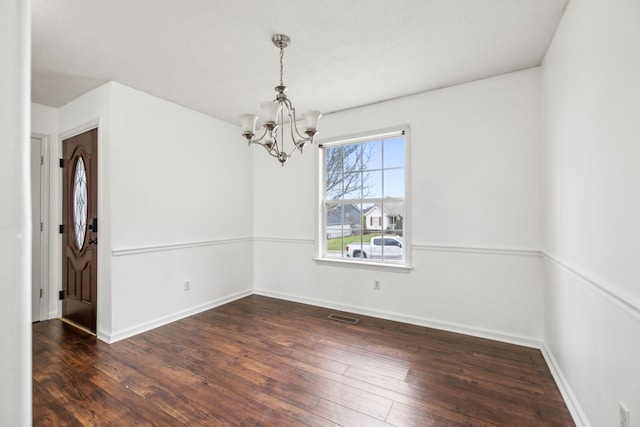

{"left": 326, "top": 204, "right": 362, "bottom": 226}
{"left": 364, "top": 201, "right": 404, "bottom": 217}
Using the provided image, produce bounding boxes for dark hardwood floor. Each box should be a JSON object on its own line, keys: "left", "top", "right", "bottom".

{"left": 33, "top": 295, "right": 575, "bottom": 426}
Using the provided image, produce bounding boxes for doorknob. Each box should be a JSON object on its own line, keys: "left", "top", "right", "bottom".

{"left": 88, "top": 238, "right": 98, "bottom": 245}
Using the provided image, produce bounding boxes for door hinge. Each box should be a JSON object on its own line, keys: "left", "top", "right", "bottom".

{"left": 59, "top": 290, "right": 64, "bottom": 300}
{"left": 59, "top": 158, "right": 64, "bottom": 168}
{"left": 40, "top": 156, "right": 44, "bottom": 166}
{"left": 39, "top": 288, "right": 43, "bottom": 298}
{"left": 40, "top": 222, "right": 44, "bottom": 232}
{"left": 59, "top": 224, "right": 64, "bottom": 234}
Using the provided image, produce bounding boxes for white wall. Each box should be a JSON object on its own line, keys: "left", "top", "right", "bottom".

{"left": 107, "top": 83, "right": 253, "bottom": 340}
{"left": 32, "top": 103, "right": 58, "bottom": 134}
{"left": 53, "top": 82, "right": 254, "bottom": 342}
{"left": 253, "top": 69, "right": 544, "bottom": 344}
{"left": 541, "top": 0, "right": 640, "bottom": 425}
{"left": 0, "top": 0, "right": 31, "bottom": 425}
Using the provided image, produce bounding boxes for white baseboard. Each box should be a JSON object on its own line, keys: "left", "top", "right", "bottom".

{"left": 102, "top": 289, "right": 253, "bottom": 343}
{"left": 253, "top": 288, "right": 541, "bottom": 349}
{"left": 540, "top": 343, "right": 590, "bottom": 427}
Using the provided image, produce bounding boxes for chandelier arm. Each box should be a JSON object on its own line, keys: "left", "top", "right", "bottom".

{"left": 280, "top": 98, "right": 308, "bottom": 147}
{"left": 284, "top": 143, "right": 302, "bottom": 158}
{"left": 286, "top": 99, "right": 313, "bottom": 144}
{"left": 279, "top": 101, "right": 301, "bottom": 156}
{"left": 261, "top": 145, "right": 282, "bottom": 158}
{"left": 282, "top": 100, "right": 299, "bottom": 146}
{"left": 249, "top": 127, "right": 269, "bottom": 144}
{"left": 252, "top": 138, "right": 282, "bottom": 158}
{"left": 249, "top": 127, "right": 282, "bottom": 158}
{"left": 292, "top": 117, "right": 312, "bottom": 145}
{"left": 289, "top": 120, "right": 308, "bottom": 153}
{"left": 285, "top": 121, "right": 308, "bottom": 157}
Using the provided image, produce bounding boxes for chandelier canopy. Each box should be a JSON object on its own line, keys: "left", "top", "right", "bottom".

{"left": 239, "top": 34, "right": 322, "bottom": 166}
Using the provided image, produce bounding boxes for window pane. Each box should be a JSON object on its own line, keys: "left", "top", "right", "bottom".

{"left": 342, "top": 143, "right": 362, "bottom": 172}
{"left": 381, "top": 200, "right": 404, "bottom": 229}
{"left": 325, "top": 147, "right": 343, "bottom": 199}
{"left": 326, "top": 146, "right": 343, "bottom": 171}
{"left": 344, "top": 203, "right": 363, "bottom": 229}
{"left": 383, "top": 137, "right": 404, "bottom": 168}
{"left": 383, "top": 168, "right": 404, "bottom": 198}
{"left": 365, "top": 140, "right": 383, "bottom": 171}
{"left": 326, "top": 173, "right": 344, "bottom": 199}
{"left": 380, "top": 233, "right": 404, "bottom": 262}
{"left": 367, "top": 170, "right": 383, "bottom": 198}
{"left": 364, "top": 203, "right": 383, "bottom": 232}
{"left": 326, "top": 202, "right": 344, "bottom": 230}
{"left": 325, "top": 202, "right": 347, "bottom": 259}
{"left": 351, "top": 201, "right": 365, "bottom": 244}
{"left": 343, "top": 172, "right": 362, "bottom": 200}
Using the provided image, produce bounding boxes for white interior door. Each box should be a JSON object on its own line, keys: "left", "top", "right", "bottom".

{"left": 31, "top": 137, "right": 43, "bottom": 322}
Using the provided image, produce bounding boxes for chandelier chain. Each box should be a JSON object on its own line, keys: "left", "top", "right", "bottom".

{"left": 279, "top": 47, "right": 284, "bottom": 86}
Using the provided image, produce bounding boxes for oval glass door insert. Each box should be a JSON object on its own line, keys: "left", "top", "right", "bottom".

{"left": 73, "top": 156, "right": 88, "bottom": 250}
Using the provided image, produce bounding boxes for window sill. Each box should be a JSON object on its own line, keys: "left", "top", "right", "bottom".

{"left": 313, "top": 257, "right": 413, "bottom": 273}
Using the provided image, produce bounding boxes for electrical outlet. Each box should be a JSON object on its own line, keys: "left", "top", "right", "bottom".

{"left": 620, "top": 402, "right": 630, "bottom": 427}
{"left": 373, "top": 280, "right": 381, "bottom": 290}
{"left": 184, "top": 280, "right": 191, "bottom": 291}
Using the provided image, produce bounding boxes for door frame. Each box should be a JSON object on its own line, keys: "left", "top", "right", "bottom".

{"left": 31, "top": 133, "right": 50, "bottom": 322}
{"left": 58, "top": 120, "right": 101, "bottom": 334}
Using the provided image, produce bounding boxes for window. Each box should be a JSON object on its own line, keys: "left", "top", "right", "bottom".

{"left": 318, "top": 126, "right": 410, "bottom": 267}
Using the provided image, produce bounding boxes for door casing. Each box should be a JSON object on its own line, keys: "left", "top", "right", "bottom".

{"left": 31, "top": 134, "right": 50, "bottom": 322}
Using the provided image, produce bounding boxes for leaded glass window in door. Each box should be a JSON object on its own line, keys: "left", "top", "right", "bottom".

{"left": 72, "top": 157, "right": 88, "bottom": 250}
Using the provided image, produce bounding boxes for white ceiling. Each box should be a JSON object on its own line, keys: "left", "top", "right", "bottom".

{"left": 31, "top": 0, "right": 567, "bottom": 125}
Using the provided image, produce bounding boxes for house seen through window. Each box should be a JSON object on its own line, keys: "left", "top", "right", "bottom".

{"left": 319, "top": 127, "right": 409, "bottom": 266}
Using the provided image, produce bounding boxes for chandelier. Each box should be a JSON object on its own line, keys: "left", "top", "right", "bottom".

{"left": 239, "top": 34, "right": 322, "bottom": 166}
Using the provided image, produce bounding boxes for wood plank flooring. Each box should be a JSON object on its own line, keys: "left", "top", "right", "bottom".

{"left": 33, "top": 295, "right": 575, "bottom": 426}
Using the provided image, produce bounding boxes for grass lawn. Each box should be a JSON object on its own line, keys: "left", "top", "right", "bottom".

{"left": 327, "top": 233, "right": 381, "bottom": 251}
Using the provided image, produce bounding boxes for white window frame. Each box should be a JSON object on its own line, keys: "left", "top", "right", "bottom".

{"left": 315, "top": 125, "right": 412, "bottom": 272}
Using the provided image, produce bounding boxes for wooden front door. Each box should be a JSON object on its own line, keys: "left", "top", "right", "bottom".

{"left": 62, "top": 128, "right": 98, "bottom": 333}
